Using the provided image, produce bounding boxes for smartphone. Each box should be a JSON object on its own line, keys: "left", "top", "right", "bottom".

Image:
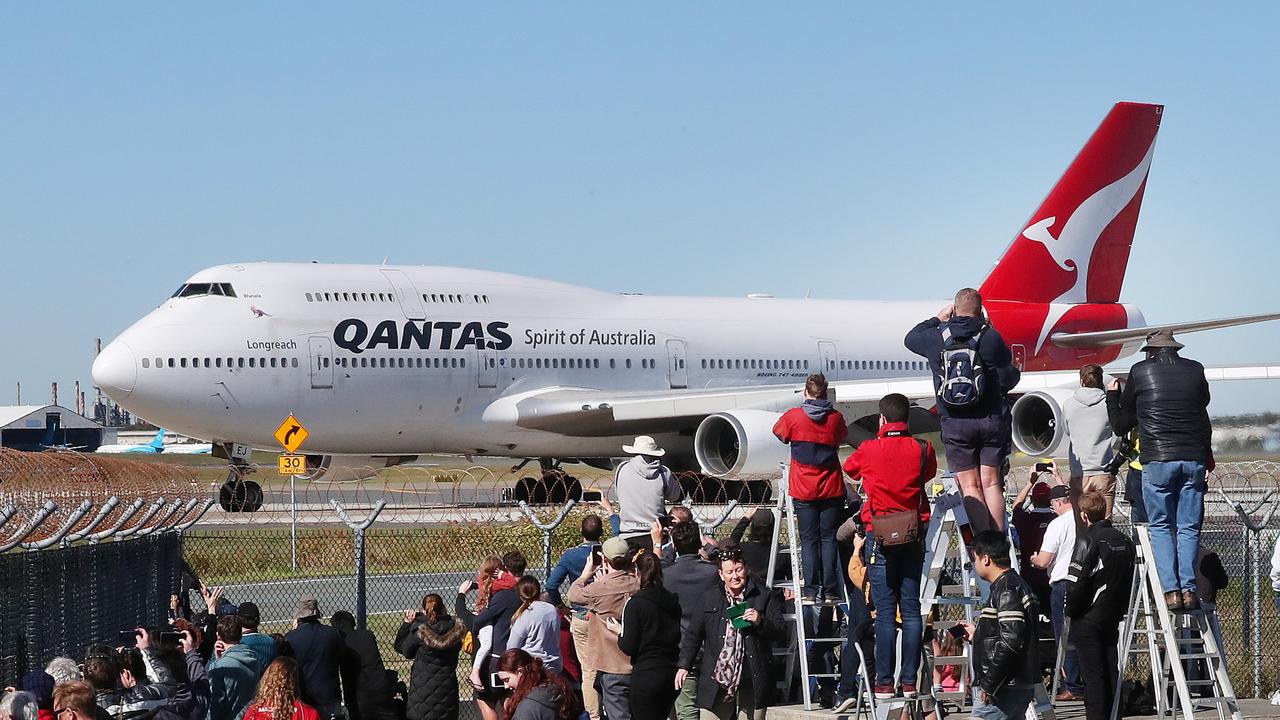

{"left": 590, "top": 544, "right": 603, "bottom": 565}
{"left": 118, "top": 630, "right": 139, "bottom": 646}
{"left": 160, "top": 631, "right": 183, "bottom": 645}
{"left": 1034, "top": 461, "right": 1054, "bottom": 473}
{"left": 658, "top": 514, "right": 673, "bottom": 528}
{"left": 947, "top": 624, "right": 967, "bottom": 641}
{"left": 490, "top": 672, "right": 504, "bottom": 690}
{"left": 581, "top": 490, "right": 603, "bottom": 502}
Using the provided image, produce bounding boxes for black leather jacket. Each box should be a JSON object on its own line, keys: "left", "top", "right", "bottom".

{"left": 973, "top": 569, "right": 1040, "bottom": 695}
{"left": 1106, "top": 349, "right": 1211, "bottom": 463}
{"left": 1065, "top": 520, "right": 1135, "bottom": 627}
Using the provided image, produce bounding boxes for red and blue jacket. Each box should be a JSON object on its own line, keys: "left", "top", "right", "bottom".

{"left": 772, "top": 400, "right": 848, "bottom": 501}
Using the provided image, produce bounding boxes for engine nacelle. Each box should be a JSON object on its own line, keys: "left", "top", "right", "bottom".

{"left": 303, "top": 454, "right": 417, "bottom": 482}
{"left": 1010, "top": 390, "right": 1077, "bottom": 457}
{"left": 694, "top": 410, "right": 788, "bottom": 477}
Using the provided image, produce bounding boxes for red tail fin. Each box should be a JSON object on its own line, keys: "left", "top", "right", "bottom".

{"left": 980, "top": 102, "right": 1162, "bottom": 304}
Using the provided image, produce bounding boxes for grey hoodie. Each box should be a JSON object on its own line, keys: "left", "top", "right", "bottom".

{"left": 511, "top": 684, "right": 566, "bottom": 720}
{"left": 1063, "top": 386, "right": 1115, "bottom": 476}
{"left": 615, "top": 455, "right": 682, "bottom": 534}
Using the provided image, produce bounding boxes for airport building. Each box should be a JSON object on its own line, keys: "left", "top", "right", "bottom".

{"left": 0, "top": 404, "right": 112, "bottom": 451}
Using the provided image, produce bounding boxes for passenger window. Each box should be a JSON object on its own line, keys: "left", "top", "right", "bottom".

{"left": 626, "top": 359, "right": 632, "bottom": 369}
{"left": 474, "top": 295, "right": 480, "bottom": 303}
{"left": 594, "top": 359, "right": 599, "bottom": 368}
{"left": 460, "top": 358, "right": 465, "bottom": 367}
{"left": 322, "top": 358, "right": 329, "bottom": 368}
{"left": 292, "top": 358, "right": 299, "bottom": 368}
{"left": 142, "top": 358, "right": 150, "bottom": 368}
{"left": 306, "top": 293, "right": 313, "bottom": 302}
{"left": 609, "top": 359, "right": 616, "bottom": 369}
{"left": 248, "top": 358, "right": 254, "bottom": 368}
{"left": 214, "top": 358, "right": 221, "bottom": 368}
{"left": 268, "top": 358, "right": 276, "bottom": 368}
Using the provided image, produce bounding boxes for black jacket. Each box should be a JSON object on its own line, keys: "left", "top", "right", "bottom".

{"left": 617, "top": 585, "right": 682, "bottom": 673}
{"left": 677, "top": 580, "right": 783, "bottom": 710}
{"left": 662, "top": 554, "right": 721, "bottom": 639}
{"left": 285, "top": 619, "right": 345, "bottom": 708}
{"left": 904, "top": 315, "right": 1017, "bottom": 418}
{"left": 95, "top": 648, "right": 177, "bottom": 720}
{"left": 1107, "top": 349, "right": 1211, "bottom": 463}
{"left": 340, "top": 627, "right": 397, "bottom": 720}
{"left": 395, "top": 615, "right": 467, "bottom": 720}
{"left": 972, "top": 569, "right": 1040, "bottom": 695}
{"left": 728, "top": 517, "right": 774, "bottom": 583}
{"left": 1065, "top": 520, "right": 1135, "bottom": 626}
{"left": 456, "top": 588, "right": 521, "bottom": 657}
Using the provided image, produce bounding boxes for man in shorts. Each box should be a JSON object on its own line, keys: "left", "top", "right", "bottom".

{"left": 905, "top": 287, "right": 1018, "bottom": 531}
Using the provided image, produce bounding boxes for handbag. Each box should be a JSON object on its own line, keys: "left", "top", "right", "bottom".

{"left": 872, "top": 438, "right": 928, "bottom": 547}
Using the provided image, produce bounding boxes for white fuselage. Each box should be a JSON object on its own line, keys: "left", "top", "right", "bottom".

{"left": 90, "top": 263, "right": 1030, "bottom": 459}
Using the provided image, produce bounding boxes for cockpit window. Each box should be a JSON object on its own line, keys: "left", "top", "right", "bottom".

{"left": 171, "top": 283, "right": 237, "bottom": 298}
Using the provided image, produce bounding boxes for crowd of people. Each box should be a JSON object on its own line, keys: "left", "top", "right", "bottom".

{"left": 0, "top": 287, "right": 1259, "bottom": 720}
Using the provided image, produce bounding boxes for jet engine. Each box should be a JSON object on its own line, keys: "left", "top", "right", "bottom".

{"left": 303, "top": 454, "right": 417, "bottom": 481}
{"left": 1010, "top": 390, "right": 1077, "bottom": 457}
{"left": 694, "top": 410, "right": 789, "bottom": 478}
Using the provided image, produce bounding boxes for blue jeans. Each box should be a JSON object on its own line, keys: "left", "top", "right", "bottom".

{"left": 1049, "top": 581, "right": 1083, "bottom": 694}
{"left": 1142, "top": 460, "right": 1207, "bottom": 593}
{"left": 794, "top": 497, "right": 843, "bottom": 598}
{"left": 1125, "top": 466, "right": 1148, "bottom": 523}
{"left": 838, "top": 601, "right": 874, "bottom": 699}
{"left": 866, "top": 536, "right": 923, "bottom": 687}
{"left": 971, "top": 686, "right": 1035, "bottom": 720}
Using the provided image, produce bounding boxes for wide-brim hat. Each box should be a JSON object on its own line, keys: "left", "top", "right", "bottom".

{"left": 295, "top": 595, "right": 320, "bottom": 620}
{"left": 1141, "top": 329, "right": 1184, "bottom": 352}
{"left": 622, "top": 435, "right": 665, "bottom": 457}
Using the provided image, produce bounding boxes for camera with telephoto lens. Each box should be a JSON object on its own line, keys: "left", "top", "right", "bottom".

{"left": 1106, "top": 436, "right": 1137, "bottom": 476}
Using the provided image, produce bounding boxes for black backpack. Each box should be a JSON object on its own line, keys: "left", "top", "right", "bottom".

{"left": 938, "top": 324, "right": 986, "bottom": 409}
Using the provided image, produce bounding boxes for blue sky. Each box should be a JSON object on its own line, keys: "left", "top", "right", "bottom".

{"left": 2, "top": 4, "right": 1277, "bottom": 415}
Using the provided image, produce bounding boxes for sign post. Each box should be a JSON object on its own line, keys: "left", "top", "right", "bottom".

{"left": 274, "top": 414, "right": 310, "bottom": 572}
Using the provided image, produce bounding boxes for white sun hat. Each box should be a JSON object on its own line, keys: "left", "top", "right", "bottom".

{"left": 622, "top": 435, "right": 666, "bottom": 457}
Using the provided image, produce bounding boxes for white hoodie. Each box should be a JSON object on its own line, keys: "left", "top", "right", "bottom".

{"left": 1063, "top": 386, "right": 1115, "bottom": 476}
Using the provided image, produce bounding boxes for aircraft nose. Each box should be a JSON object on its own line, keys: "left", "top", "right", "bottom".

{"left": 93, "top": 340, "right": 138, "bottom": 400}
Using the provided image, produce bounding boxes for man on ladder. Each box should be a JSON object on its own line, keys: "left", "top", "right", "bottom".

{"left": 960, "top": 531, "right": 1041, "bottom": 720}
{"left": 841, "top": 393, "right": 936, "bottom": 701}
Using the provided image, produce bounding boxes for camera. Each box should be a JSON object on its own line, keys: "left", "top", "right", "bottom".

{"left": 1106, "top": 437, "right": 1137, "bottom": 476}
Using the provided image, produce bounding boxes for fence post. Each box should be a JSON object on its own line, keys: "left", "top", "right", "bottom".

{"left": 331, "top": 499, "right": 387, "bottom": 630}
{"left": 1218, "top": 488, "right": 1277, "bottom": 698}
{"left": 517, "top": 500, "right": 578, "bottom": 578}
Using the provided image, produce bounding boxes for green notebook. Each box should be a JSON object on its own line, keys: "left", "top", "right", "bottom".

{"left": 725, "top": 601, "right": 752, "bottom": 629}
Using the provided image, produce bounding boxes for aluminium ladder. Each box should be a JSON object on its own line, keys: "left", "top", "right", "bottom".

{"left": 766, "top": 468, "right": 850, "bottom": 711}
{"left": 1112, "top": 525, "right": 1242, "bottom": 720}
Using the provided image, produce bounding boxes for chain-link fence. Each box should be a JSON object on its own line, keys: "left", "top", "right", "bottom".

{"left": 4, "top": 450, "right": 1280, "bottom": 702}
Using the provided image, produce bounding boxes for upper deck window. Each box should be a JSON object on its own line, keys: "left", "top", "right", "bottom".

{"left": 172, "top": 283, "right": 237, "bottom": 298}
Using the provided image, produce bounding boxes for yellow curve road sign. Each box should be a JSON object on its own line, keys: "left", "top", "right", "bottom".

{"left": 274, "top": 414, "right": 310, "bottom": 454}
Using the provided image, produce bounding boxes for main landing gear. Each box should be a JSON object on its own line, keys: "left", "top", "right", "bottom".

{"left": 218, "top": 459, "right": 264, "bottom": 512}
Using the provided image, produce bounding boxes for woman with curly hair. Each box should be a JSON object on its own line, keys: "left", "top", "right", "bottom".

{"left": 456, "top": 553, "right": 523, "bottom": 720}
{"left": 496, "top": 649, "right": 579, "bottom": 720}
{"left": 241, "top": 658, "right": 317, "bottom": 720}
{"left": 396, "top": 594, "right": 467, "bottom": 720}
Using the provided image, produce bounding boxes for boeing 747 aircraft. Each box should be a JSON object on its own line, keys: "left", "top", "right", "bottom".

{"left": 92, "top": 103, "right": 1279, "bottom": 506}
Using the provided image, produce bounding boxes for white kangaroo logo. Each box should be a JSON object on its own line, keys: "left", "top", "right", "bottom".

{"left": 1025, "top": 139, "right": 1156, "bottom": 352}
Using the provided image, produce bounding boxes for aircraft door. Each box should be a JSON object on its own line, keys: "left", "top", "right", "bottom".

{"left": 818, "top": 341, "right": 838, "bottom": 378}
{"left": 380, "top": 269, "right": 426, "bottom": 320}
{"left": 308, "top": 337, "right": 334, "bottom": 389}
{"left": 1012, "top": 344, "right": 1026, "bottom": 371}
{"left": 666, "top": 339, "right": 688, "bottom": 389}
{"left": 477, "top": 347, "right": 497, "bottom": 388}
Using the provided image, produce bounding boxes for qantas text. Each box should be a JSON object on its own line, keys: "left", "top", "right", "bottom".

{"left": 334, "top": 319, "right": 513, "bottom": 354}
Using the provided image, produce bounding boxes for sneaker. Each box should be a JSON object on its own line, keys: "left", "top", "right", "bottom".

{"left": 1164, "top": 591, "right": 1184, "bottom": 612}
{"left": 1182, "top": 590, "right": 1200, "bottom": 611}
{"left": 831, "top": 696, "right": 858, "bottom": 714}
{"left": 873, "top": 684, "right": 896, "bottom": 700}
{"left": 900, "top": 684, "right": 918, "bottom": 699}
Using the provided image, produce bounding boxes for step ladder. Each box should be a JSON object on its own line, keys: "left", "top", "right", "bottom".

{"left": 920, "top": 478, "right": 1055, "bottom": 720}
{"left": 766, "top": 470, "right": 849, "bottom": 710}
{"left": 1113, "top": 525, "right": 1242, "bottom": 720}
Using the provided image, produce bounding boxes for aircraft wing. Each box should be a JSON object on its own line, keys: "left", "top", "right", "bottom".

{"left": 483, "top": 364, "right": 1280, "bottom": 438}
{"left": 1050, "top": 312, "right": 1280, "bottom": 348}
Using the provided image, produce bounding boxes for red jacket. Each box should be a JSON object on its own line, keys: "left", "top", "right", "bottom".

{"left": 773, "top": 402, "right": 848, "bottom": 501}
{"left": 842, "top": 422, "right": 935, "bottom": 534}
{"left": 243, "top": 701, "right": 319, "bottom": 720}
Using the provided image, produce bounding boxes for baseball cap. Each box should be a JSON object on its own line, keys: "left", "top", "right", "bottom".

{"left": 601, "top": 536, "right": 630, "bottom": 560}
{"left": 237, "top": 601, "right": 261, "bottom": 623}
{"left": 1049, "top": 485, "right": 1071, "bottom": 500}
{"left": 1030, "top": 482, "right": 1052, "bottom": 506}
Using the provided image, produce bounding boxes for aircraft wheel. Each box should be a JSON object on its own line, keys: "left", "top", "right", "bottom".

{"left": 218, "top": 480, "right": 263, "bottom": 512}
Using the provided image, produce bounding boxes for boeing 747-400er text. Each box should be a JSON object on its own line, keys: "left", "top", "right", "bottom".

{"left": 92, "top": 102, "right": 1280, "bottom": 507}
